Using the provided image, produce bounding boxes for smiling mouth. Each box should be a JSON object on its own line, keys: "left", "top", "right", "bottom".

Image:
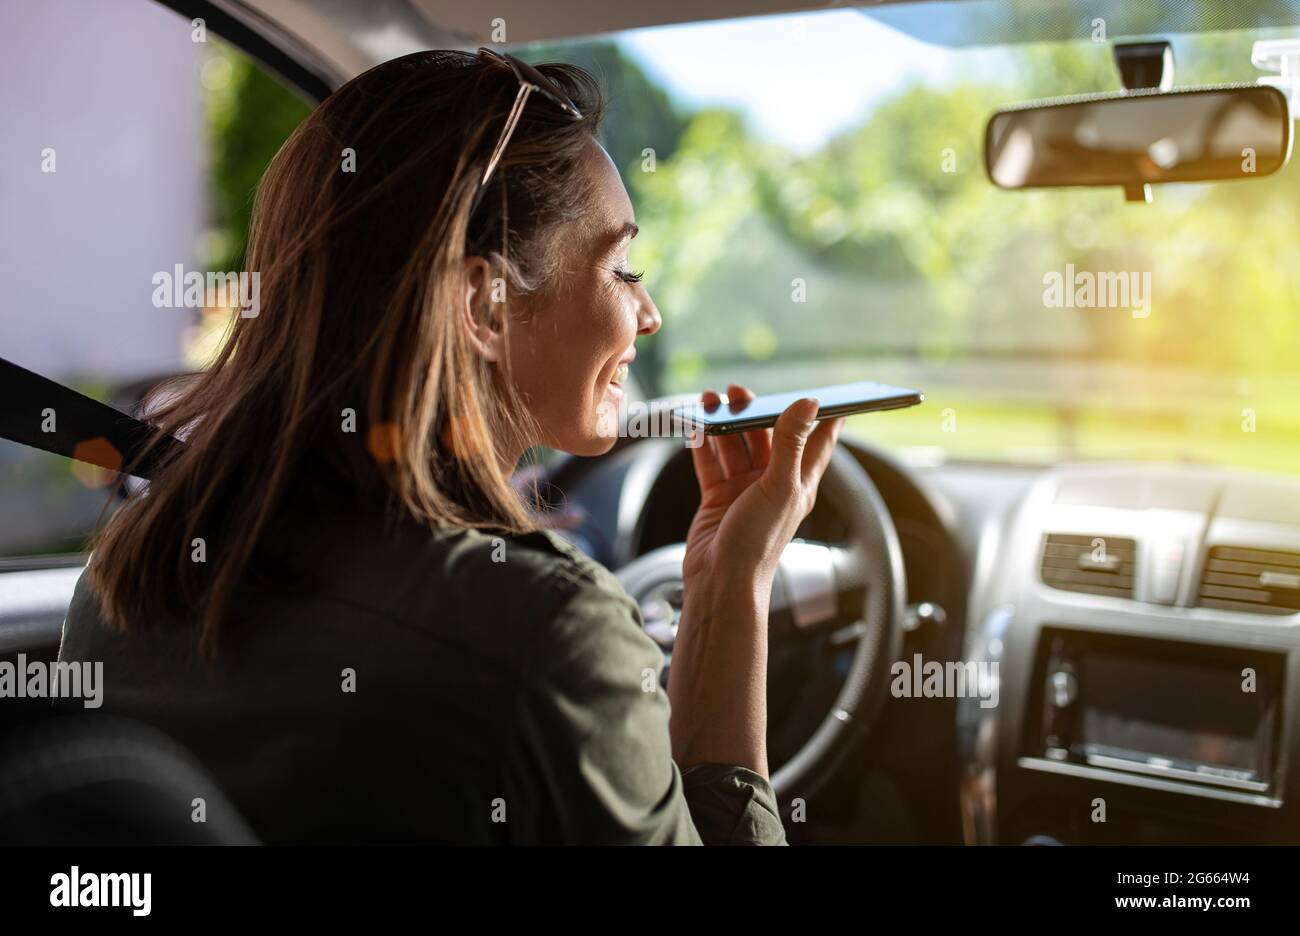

{"left": 611, "top": 362, "right": 630, "bottom": 386}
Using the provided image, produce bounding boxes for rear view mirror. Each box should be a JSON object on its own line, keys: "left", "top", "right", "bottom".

{"left": 985, "top": 85, "right": 1292, "bottom": 199}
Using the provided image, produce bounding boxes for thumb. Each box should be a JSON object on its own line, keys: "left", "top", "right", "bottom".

{"left": 766, "top": 398, "right": 819, "bottom": 489}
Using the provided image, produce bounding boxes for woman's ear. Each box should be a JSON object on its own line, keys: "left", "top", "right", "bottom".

{"left": 459, "top": 255, "right": 505, "bottom": 362}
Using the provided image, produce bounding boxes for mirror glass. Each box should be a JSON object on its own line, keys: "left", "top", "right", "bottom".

{"left": 986, "top": 86, "right": 1291, "bottom": 190}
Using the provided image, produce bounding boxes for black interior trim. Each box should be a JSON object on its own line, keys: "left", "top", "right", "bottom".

{"left": 151, "top": 0, "right": 333, "bottom": 103}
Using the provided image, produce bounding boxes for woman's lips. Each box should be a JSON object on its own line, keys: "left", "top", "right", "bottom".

{"left": 605, "top": 350, "right": 635, "bottom": 402}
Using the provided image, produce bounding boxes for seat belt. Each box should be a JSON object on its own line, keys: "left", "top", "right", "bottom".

{"left": 0, "top": 357, "right": 179, "bottom": 480}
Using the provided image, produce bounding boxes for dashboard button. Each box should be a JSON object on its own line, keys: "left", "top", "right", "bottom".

{"left": 1050, "top": 669, "right": 1078, "bottom": 708}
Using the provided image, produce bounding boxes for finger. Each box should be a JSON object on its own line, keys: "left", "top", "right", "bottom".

{"left": 746, "top": 426, "right": 773, "bottom": 472}
{"left": 689, "top": 389, "right": 725, "bottom": 490}
{"left": 725, "top": 384, "right": 755, "bottom": 413}
{"left": 723, "top": 386, "right": 765, "bottom": 466}
{"left": 714, "top": 429, "right": 752, "bottom": 479}
{"left": 765, "top": 398, "right": 819, "bottom": 491}
{"left": 690, "top": 432, "right": 725, "bottom": 491}
{"left": 801, "top": 415, "right": 842, "bottom": 488}
{"left": 713, "top": 384, "right": 757, "bottom": 477}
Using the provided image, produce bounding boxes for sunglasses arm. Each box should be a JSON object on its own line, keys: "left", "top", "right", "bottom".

{"left": 480, "top": 83, "right": 535, "bottom": 190}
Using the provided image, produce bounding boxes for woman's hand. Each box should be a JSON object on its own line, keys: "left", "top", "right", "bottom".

{"left": 668, "top": 384, "right": 842, "bottom": 777}
{"left": 681, "top": 385, "right": 842, "bottom": 602}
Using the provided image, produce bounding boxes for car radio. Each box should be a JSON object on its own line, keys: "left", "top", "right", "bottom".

{"left": 1027, "top": 628, "right": 1286, "bottom": 795}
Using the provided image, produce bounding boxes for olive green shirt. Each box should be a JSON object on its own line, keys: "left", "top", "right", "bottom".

{"left": 58, "top": 498, "right": 786, "bottom": 845}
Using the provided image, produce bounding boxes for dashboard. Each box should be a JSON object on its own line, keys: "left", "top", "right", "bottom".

{"left": 543, "top": 433, "right": 1300, "bottom": 845}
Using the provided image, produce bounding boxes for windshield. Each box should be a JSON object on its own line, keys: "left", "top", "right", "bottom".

{"left": 523, "top": 9, "right": 1300, "bottom": 472}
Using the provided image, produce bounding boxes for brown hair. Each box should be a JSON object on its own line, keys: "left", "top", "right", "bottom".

{"left": 88, "top": 50, "right": 607, "bottom": 652}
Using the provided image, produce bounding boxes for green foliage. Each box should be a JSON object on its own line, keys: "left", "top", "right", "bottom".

{"left": 518, "top": 41, "right": 686, "bottom": 179}
{"left": 629, "top": 32, "right": 1300, "bottom": 369}
{"left": 203, "top": 42, "right": 312, "bottom": 272}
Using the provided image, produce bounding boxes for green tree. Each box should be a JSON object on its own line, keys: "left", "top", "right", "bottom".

{"left": 203, "top": 42, "right": 312, "bottom": 273}
{"left": 519, "top": 41, "right": 686, "bottom": 180}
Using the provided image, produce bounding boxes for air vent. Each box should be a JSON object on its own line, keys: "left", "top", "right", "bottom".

{"left": 1040, "top": 534, "right": 1136, "bottom": 598}
{"left": 1198, "top": 545, "right": 1300, "bottom": 615}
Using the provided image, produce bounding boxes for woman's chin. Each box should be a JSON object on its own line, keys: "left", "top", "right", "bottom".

{"left": 572, "top": 431, "right": 619, "bottom": 457}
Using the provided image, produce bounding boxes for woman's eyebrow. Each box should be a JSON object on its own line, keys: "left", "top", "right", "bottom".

{"left": 599, "top": 221, "right": 639, "bottom": 255}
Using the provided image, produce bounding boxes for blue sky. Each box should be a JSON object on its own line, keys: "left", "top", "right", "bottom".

{"left": 617, "top": 9, "right": 973, "bottom": 152}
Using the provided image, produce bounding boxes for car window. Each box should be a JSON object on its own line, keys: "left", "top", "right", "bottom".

{"left": 524, "top": 11, "right": 1300, "bottom": 473}
{"left": 0, "top": 2, "right": 307, "bottom": 559}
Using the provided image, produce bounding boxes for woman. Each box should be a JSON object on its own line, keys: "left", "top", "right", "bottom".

{"left": 59, "top": 49, "right": 842, "bottom": 844}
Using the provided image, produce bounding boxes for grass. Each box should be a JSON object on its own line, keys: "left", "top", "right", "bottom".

{"left": 848, "top": 395, "right": 1300, "bottom": 475}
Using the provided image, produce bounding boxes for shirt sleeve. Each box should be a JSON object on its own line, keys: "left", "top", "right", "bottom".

{"left": 503, "top": 570, "right": 787, "bottom": 845}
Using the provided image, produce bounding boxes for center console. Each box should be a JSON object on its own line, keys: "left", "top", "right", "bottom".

{"left": 958, "top": 464, "right": 1300, "bottom": 844}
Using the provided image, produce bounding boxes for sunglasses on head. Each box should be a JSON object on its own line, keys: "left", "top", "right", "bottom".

{"left": 471, "top": 48, "right": 583, "bottom": 217}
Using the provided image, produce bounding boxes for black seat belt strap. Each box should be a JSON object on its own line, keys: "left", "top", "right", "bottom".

{"left": 0, "top": 357, "right": 178, "bottom": 480}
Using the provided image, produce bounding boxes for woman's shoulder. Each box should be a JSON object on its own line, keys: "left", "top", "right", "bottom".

{"left": 437, "top": 524, "right": 638, "bottom": 626}
{"left": 270, "top": 499, "right": 624, "bottom": 610}
{"left": 445, "top": 525, "right": 620, "bottom": 593}
{"left": 435, "top": 524, "right": 652, "bottom": 669}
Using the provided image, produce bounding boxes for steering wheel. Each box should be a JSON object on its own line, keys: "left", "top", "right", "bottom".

{"left": 615, "top": 446, "right": 906, "bottom": 801}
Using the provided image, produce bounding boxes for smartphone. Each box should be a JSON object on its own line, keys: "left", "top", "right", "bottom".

{"left": 673, "top": 380, "right": 924, "bottom": 436}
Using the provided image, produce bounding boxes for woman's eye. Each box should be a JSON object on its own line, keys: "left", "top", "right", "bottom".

{"left": 615, "top": 267, "right": 645, "bottom": 284}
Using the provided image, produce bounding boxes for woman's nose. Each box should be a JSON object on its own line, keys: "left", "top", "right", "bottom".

{"left": 638, "top": 291, "right": 662, "bottom": 337}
